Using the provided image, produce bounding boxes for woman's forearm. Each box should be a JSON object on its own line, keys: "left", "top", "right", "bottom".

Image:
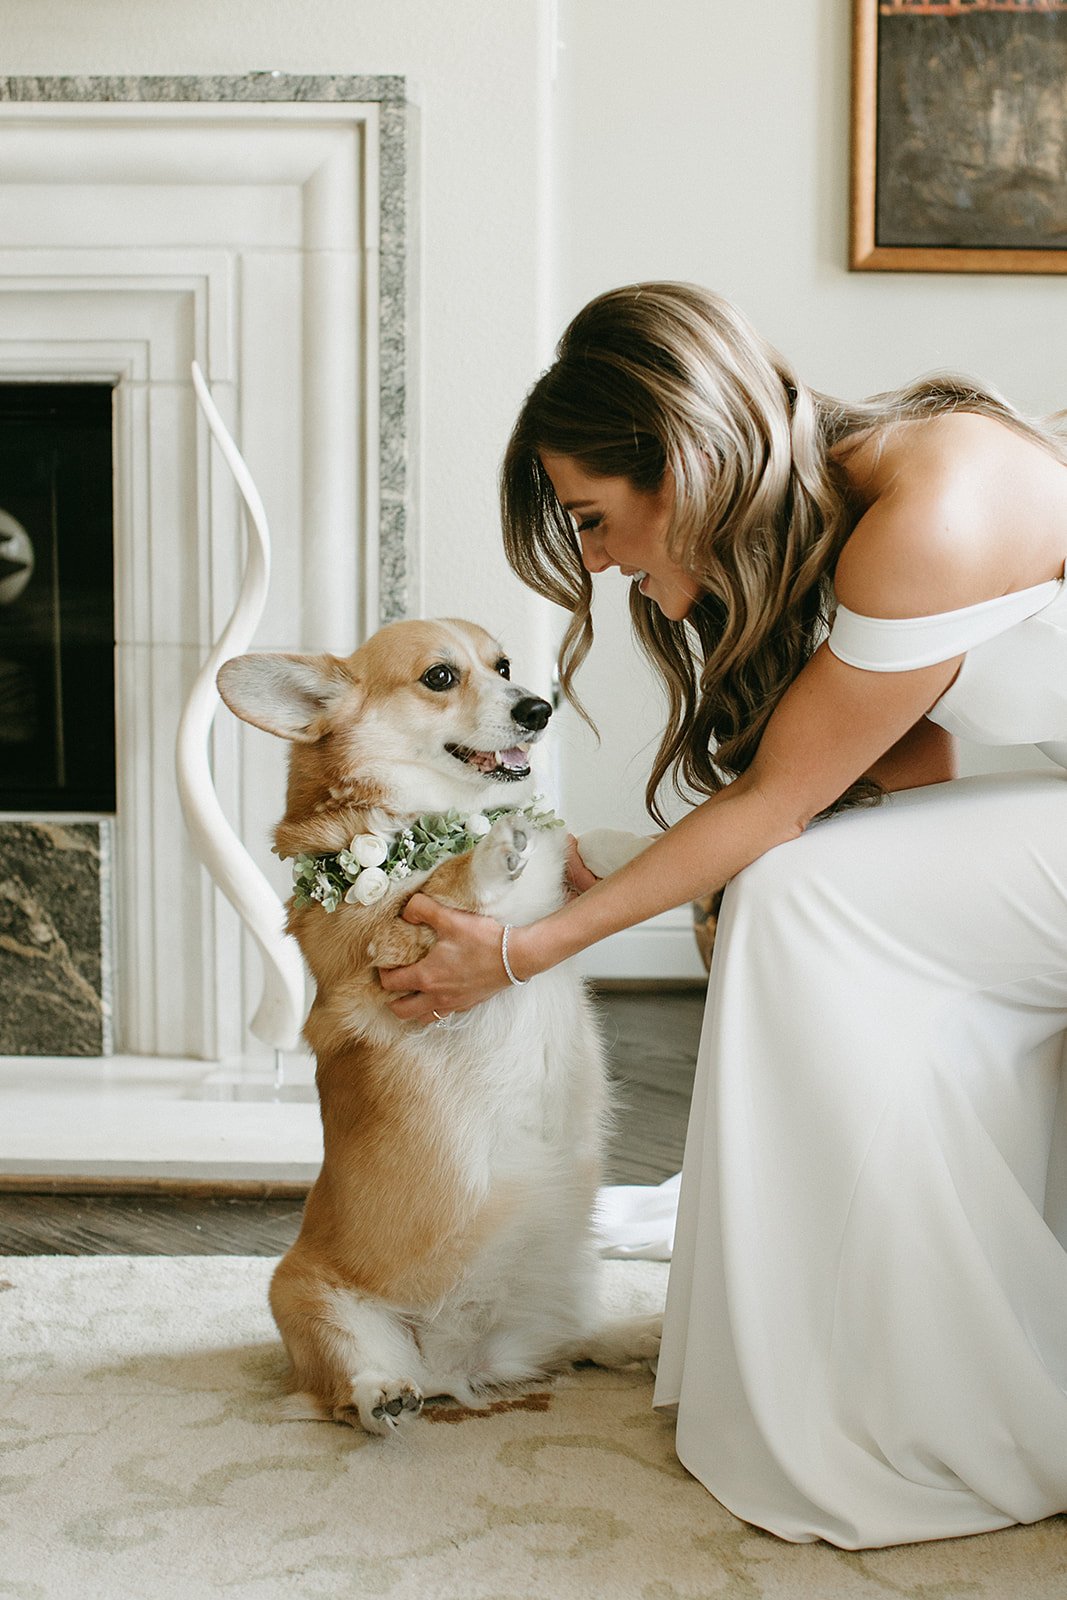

{"left": 380, "top": 773, "right": 804, "bottom": 1019}
{"left": 515, "top": 776, "right": 802, "bottom": 978}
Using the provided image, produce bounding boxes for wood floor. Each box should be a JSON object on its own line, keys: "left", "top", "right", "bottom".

{"left": 0, "top": 987, "right": 705, "bottom": 1256}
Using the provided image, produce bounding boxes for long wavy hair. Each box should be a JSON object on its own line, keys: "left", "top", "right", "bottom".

{"left": 501, "top": 281, "right": 1067, "bottom": 827}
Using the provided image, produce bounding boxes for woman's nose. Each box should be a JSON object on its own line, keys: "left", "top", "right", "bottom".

{"left": 578, "top": 530, "right": 611, "bottom": 574}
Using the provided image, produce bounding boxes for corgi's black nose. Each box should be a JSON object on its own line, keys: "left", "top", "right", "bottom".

{"left": 511, "top": 696, "right": 552, "bottom": 733}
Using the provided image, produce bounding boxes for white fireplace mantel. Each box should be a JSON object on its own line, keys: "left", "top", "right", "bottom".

{"left": 0, "top": 79, "right": 415, "bottom": 1066}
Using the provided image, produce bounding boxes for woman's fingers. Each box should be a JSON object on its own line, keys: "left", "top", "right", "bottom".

{"left": 398, "top": 890, "right": 446, "bottom": 928}
{"left": 386, "top": 990, "right": 433, "bottom": 1022}
{"left": 565, "top": 835, "right": 600, "bottom": 896}
{"left": 377, "top": 895, "right": 508, "bottom": 1020}
{"left": 378, "top": 897, "right": 475, "bottom": 993}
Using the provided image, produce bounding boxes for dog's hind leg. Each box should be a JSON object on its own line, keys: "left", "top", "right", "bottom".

{"left": 337, "top": 1293, "right": 426, "bottom": 1434}
{"left": 562, "top": 1313, "right": 663, "bottom": 1370}
{"left": 270, "top": 1263, "right": 427, "bottom": 1435}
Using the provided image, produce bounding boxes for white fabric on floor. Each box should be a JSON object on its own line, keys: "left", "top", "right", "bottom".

{"left": 594, "top": 1173, "right": 681, "bottom": 1261}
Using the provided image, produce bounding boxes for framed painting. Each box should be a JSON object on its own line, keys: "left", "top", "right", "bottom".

{"left": 851, "top": 0, "right": 1067, "bottom": 272}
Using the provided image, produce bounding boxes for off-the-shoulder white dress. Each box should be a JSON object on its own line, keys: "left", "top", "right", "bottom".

{"left": 650, "top": 570, "right": 1067, "bottom": 1548}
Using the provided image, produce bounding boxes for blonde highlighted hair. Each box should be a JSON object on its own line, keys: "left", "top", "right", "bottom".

{"left": 501, "top": 281, "right": 1067, "bottom": 826}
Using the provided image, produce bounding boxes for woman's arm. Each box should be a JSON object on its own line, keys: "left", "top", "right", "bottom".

{"left": 510, "top": 641, "right": 961, "bottom": 970}
{"left": 866, "top": 717, "right": 957, "bottom": 791}
{"left": 378, "top": 640, "right": 961, "bottom": 1020}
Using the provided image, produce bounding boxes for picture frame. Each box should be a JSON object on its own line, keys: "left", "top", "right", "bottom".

{"left": 851, "top": 0, "right": 1067, "bottom": 273}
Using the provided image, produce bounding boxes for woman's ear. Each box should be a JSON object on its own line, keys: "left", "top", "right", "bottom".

{"left": 216, "top": 652, "right": 359, "bottom": 742}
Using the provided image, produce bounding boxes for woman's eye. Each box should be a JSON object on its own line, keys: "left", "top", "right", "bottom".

{"left": 495, "top": 658, "right": 511, "bottom": 680}
{"left": 421, "top": 663, "right": 457, "bottom": 692}
{"left": 576, "top": 516, "right": 602, "bottom": 534}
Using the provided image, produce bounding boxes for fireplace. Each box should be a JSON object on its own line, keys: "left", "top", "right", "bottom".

{"left": 0, "top": 383, "right": 116, "bottom": 813}
{"left": 0, "top": 77, "right": 414, "bottom": 1068}
{"left": 0, "top": 382, "right": 117, "bottom": 1056}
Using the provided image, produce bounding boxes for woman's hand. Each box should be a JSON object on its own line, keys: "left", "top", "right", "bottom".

{"left": 379, "top": 839, "right": 598, "bottom": 1024}
{"left": 565, "top": 834, "right": 600, "bottom": 897}
{"left": 377, "top": 895, "right": 513, "bottom": 1023}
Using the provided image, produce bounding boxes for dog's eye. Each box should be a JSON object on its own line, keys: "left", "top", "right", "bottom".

{"left": 420, "top": 663, "right": 457, "bottom": 692}
{"left": 495, "top": 658, "right": 511, "bottom": 681}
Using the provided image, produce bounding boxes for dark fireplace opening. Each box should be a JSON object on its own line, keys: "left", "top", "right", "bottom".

{"left": 0, "top": 384, "right": 116, "bottom": 813}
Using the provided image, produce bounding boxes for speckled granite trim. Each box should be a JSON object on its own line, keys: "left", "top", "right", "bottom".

{"left": 0, "top": 821, "right": 113, "bottom": 1056}
{"left": 97, "top": 816, "right": 115, "bottom": 1056}
{"left": 0, "top": 74, "right": 413, "bottom": 624}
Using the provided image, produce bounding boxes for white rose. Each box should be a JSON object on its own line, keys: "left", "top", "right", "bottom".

{"left": 467, "top": 813, "right": 492, "bottom": 838}
{"left": 345, "top": 866, "right": 390, "bottom": 905}
{"left": 349, "top": 832, "right": 388, "bottom": 868}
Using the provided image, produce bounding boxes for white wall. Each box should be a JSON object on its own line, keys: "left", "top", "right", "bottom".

{"left": 552, "top": 0, "right": 1067, "bottom": 865}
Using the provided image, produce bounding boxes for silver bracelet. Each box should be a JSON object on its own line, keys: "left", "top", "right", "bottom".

{"left": 500, "top": 923, "right": 528, "bottom": 986}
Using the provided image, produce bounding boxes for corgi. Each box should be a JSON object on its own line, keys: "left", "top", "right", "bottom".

{"left": 217, "top": 617, "right": 661, "bottom": 1433}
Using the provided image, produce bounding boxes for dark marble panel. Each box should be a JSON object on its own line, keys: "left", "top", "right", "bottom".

{"left": 0, "top": 821, "right": 112, "bottom": 1056}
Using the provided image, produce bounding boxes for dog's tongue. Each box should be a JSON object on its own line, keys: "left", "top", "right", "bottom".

{"left": 499, "top": 746, "right": 528, "bottom": 770}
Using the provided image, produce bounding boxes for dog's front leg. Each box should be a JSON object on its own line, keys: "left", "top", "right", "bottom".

{"left": 421, "top": 812, "right": 535, "bottom": 915}
{"left": 369, "top": 814, "right": 536, "bottom": 969}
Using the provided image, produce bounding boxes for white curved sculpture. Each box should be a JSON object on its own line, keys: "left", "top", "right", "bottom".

{"left": 176, "top": 362, "right": 306, "bottom": 1054}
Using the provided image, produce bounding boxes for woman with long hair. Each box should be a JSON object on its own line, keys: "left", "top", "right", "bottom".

{"left": 379, "top": 282, "right": 1067, "bottom": 1547}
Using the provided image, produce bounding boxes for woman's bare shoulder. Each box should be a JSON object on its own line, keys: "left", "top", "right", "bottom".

{"left": 833, "top": 412, "right": 1067, "bottom": 619}
{"left": 841, "top": 410, "right": 1035, "bottom": 484}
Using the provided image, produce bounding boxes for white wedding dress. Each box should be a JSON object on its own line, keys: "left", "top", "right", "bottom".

{"left": 609, "top": 569, "right": 1067, "bottom": 1548}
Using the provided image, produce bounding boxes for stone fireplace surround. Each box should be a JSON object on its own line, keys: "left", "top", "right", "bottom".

{"left": 0, "top": 76, "right": 414, "bottom": 1182}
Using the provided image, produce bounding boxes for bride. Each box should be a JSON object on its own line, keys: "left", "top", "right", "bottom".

{"left": 378, "top": 281, "right": 1067, "bottom": 1549}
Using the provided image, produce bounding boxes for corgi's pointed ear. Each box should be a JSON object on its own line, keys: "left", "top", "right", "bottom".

{"left": 217, "top": 653, "right": 359, "bottom": 742}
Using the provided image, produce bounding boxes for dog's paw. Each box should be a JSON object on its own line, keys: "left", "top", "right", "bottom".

{"left": 572, "top": 1313, "right": 663, "bottom": 1370}
{"left": 621, "top": 1312, "right": 663, "bottom": 1366}
{"left": 473, "top": 814, "right": 534, "bottom": 896}
{"left": 351, "top": 1375, "right": 424, "bottom": 1436}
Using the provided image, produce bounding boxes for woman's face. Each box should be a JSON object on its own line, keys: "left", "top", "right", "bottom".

{"left": 540, "top": 452, "right": 702, "bottom": 622}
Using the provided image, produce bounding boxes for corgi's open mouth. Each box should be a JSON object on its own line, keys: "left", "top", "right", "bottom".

{"left": 446, "top": 742, "right": 531, "bottom": 782}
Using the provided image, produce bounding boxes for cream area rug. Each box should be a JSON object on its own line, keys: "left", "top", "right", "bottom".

{"left": 1, "top": 1257, "right": 1064, "bottom": 1600}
